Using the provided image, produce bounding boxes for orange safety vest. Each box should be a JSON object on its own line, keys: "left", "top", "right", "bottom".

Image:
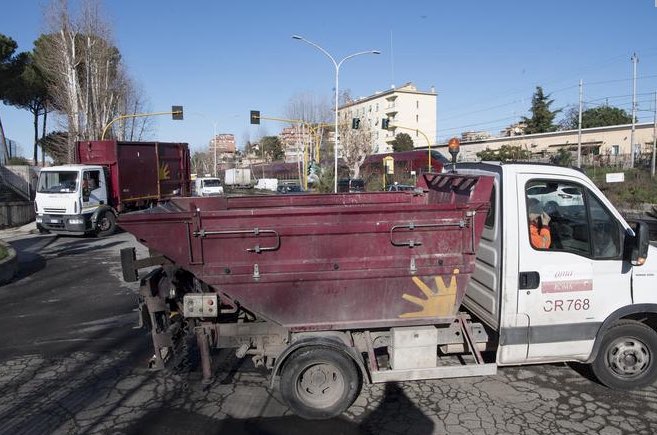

{"left": 530, "top": 223, "right": 551, "bottom": 249}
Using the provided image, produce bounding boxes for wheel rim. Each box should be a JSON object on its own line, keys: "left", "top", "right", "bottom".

{"left": 296, "top": 362, "right": 345, "bottom": 408}
{"left": 98, "top": 215, "right": 112, "bottom": 231}
{"left": 606, "top": 336, "right": 651, "bottom": 379}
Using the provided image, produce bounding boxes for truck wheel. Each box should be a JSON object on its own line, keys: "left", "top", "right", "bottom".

{"left": 592, "top": 320, "right": 657, "bottom": 390}
{"left": 280, "top": 347, "right": 361, "bottom": 420}
{"left": 96, "top": 212, "right": 117, "bottom": 237}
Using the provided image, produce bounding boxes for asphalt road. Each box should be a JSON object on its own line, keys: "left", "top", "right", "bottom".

{"left": 1, "top": 230, "right": 657, "bottom": 434}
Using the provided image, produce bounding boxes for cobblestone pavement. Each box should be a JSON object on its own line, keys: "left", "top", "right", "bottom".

{"left": 1, "top": 231, "right": 657, "bottom": 434}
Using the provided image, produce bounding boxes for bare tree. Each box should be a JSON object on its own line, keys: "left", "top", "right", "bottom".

{"left": 115, "top": 75, "right": 153, "bottom": 141}
{"left": 190, "top": 151, "right": 213, "bottom": 176}
{"left": 36, "top": 0, "right": 130, "bottom": 161}
{"left": 284, "top": 92, "right": 332, "bottom": 124}
{"left": 340, "top": 120, "right": 374, "bottom": 179}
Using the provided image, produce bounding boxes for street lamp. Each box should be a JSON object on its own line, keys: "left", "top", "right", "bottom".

{"left": 292, "top": 35, "right": 380, "bottom": 193}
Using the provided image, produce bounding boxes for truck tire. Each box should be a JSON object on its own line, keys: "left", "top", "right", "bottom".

{"left": 280, "top": 347, "right": 361, "bottom": 420}
{"left": 96, "top": 212, "right": 117, "bottom": 237}
{"left": 591, "top": 320, "right": 657, "bottom": 390}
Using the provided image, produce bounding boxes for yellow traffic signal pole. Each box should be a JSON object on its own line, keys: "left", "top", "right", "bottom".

{"left": 101, "top": 109, "right": 183, "bottom": 140}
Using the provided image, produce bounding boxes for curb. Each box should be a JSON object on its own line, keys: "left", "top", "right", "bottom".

{"left": 0, "top": 240, "right": 17, "bottom": 285}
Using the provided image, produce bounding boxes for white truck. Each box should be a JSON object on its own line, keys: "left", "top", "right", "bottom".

{"left": 194, "top": 177, "right": 224, "bottom": 197}
{"left": 254, "top": 178, "right": 278, "bottom": 191}
{"left": 459, "top": 162, "right": 655, "bottom": 391}
{"left": 120, "top": 160, "right": 656, "bottom": 419}
{"left": 224, "top": 168, "right": 251, "bottom": 187}
{"left": 35, "top": 140, "right": 190, "bottom": 236}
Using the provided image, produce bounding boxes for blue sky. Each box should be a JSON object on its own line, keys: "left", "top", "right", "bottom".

{"left": 3, "top": 0, "right": 657, "bottom": 157}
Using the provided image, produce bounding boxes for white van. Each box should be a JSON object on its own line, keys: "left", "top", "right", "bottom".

{"left": 194, "top": 177, "right": 224, "bottom": 196}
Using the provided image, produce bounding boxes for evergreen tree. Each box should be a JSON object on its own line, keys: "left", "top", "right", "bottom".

{"left": 391, "top": 132, "right": 414, "bottom": 152}
{"left": 522, "top": 86, "right": 561, "bottom": 134}
{"left": 560, "top": 105, "right": 633, "bottom": 130}
{"left": 260, "top": 136, "right": 285, "bottom": 161}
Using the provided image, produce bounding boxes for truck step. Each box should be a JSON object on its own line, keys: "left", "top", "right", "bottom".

{"left": 370, "top": 362, "right": 497, "bottom": 383}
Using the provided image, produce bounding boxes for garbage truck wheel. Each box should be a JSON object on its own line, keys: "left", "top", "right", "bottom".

{"left": 280, "top": 347, "right": 360, "bottom": 420}
{"left": 591, "top": 320, "right": 657, "bottom": 390}
{"left": 96, "top": 212, "right": 117, "bottom": 237}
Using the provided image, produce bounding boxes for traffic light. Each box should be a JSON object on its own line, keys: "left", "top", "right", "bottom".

{"left": 352, "top": 118, "right": 360, "bottom": 129}
{"left": 250, "top": 110, "right": 260, "bottom": 125}
{"left": 172, "top": 106, "right": 183, "bottom": 120}
{"left": 381, "top": 118, "right": 389, "bottom": 129}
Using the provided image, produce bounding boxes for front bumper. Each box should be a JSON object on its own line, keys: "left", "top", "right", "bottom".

{"left": 36, "top": 213, "right": 93, "bottom": 234}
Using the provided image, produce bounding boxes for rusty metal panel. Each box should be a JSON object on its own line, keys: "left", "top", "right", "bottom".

{"left": 120, "top": 173, "right": 494, "bottom": 331}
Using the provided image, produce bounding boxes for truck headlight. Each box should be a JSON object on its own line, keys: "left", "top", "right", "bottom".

{"left": 36, "top": 216, "right": 43, "bottom": 223}
{"left": 68, "top": 218, "right": 84, "bottom": 225}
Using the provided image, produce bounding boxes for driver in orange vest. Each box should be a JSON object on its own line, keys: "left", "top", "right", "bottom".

{"left": 528, "top": 199, "right": 551, "bottom": 249}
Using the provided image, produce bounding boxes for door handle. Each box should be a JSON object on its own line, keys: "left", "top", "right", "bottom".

{"left": 519, "top": 271, "right": 540, "bottom": 290}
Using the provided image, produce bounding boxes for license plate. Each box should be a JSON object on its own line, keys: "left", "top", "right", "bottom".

{"left": 50, "top": 219, "right": 60, "bottom": 223}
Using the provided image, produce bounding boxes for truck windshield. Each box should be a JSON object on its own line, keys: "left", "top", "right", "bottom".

{"left": 37, "top": 171, "right": 79, "bottom": 193}
{"left": 203, "top": 179, "right": 221, "bottom": 187}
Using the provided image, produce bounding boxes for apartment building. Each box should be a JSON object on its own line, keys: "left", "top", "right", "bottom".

{"left": 338, "top": 82, "right": 437, "bottom": 154}
{"left": 210, "top": 134, "right": 236, "bottom": 160}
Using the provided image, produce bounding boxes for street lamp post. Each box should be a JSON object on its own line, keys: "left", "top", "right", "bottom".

{"left": 211, "top": 122, "right": 217, "bottom": 177}
{"left": 292, "top": 35, "right": 380, "bottom": 193}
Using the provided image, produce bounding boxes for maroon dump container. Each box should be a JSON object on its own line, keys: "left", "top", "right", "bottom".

{"left": 119, "top": 172, "right": 493, "bottom": 331}
{"left": 76, "top": 140, "right": 191, "bottom": 211}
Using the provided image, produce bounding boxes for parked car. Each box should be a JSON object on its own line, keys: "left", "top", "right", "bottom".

{"left": 386, "top": 183, "right": 415, "bottom": 192}
{"left": 277, "top": 184, "right": 304, "bottom": 194}
{"left": 337, "top": 178, "right": 365, "bottom": 193}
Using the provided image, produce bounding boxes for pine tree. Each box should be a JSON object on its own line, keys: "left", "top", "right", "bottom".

{"left": 522, "top": 86, "right": 561, "bottom": 134}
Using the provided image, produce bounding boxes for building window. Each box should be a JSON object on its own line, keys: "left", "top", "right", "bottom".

{"left": 611, "top": 145, "right": 619, "bottom": 155}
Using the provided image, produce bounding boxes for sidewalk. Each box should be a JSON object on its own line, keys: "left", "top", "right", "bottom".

{"left": 0, "top": 223, "right": 34, "bottom": 285}
{"left": 0, "top": 221, "right": 38, "bottom": 240}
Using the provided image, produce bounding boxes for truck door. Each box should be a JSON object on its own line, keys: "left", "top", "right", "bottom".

{"left": 514, "top": 174, "right": 630, "bottom": 362}
{"left": 82, "top": 169, "right": 107, "bottom": 210}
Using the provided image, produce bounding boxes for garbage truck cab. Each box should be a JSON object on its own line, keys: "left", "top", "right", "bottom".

{"left": 460, "top": 161, "right": 655, "bottom": 390}
{"left": 35, "top": 165, "right": 110, "bottom": 235}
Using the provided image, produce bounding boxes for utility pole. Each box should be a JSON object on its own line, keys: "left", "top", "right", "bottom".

{"left": 577, "top": 79, "right": 583, "bottom": 168}
{"left": 650, "top": 91, "right": 657, "bottom": 178}
{"left": 630, "top": 52, "right": 639, "bottom": 168}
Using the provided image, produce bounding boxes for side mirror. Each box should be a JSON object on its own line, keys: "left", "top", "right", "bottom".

{"left": 630, "top": 221, "right": 650, "bottom": 266}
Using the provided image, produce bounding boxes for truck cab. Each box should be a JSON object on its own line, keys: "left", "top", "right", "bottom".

{"left": 461, "top": 162, "right": 656, "bottom": 388}
{"left": 35, "top": 165, "right": 110, "bottom": 235}
{"left": 194, "top": 177, "right": 224, "bottom": 197}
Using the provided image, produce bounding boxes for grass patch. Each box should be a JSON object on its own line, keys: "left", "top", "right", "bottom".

{"left": 586, "top": 168, "right": 657, "bottom": 210}
{"left": 0, "top": 243, "right": 7, "bottom": 261}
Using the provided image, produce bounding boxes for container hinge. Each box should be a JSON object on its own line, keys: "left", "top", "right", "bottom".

{"left": 409, "top": 257, "right": 417, "bottom": 273}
